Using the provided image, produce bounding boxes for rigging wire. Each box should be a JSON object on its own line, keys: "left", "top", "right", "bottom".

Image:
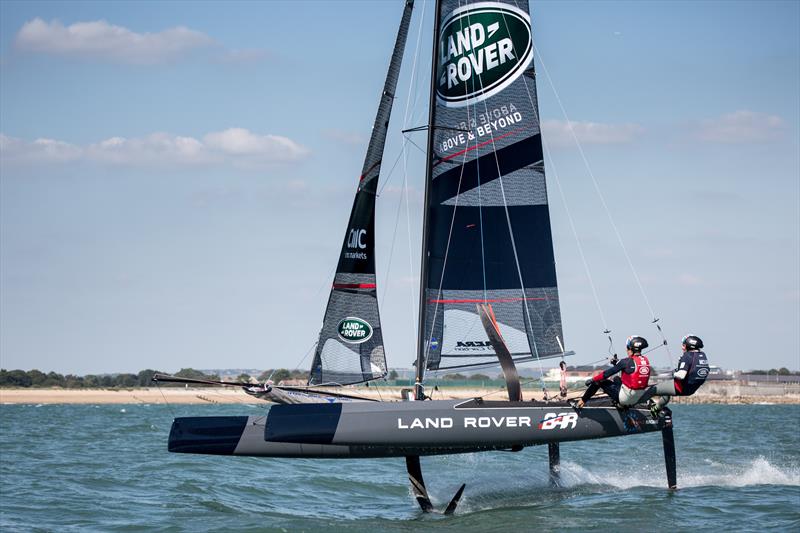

{"left": 463, "top": 7, "right": 550, "bottom": 399}
{"left": 418, "top": 1, "right": 475, "bottom": 385}
{"left": 529, "top": 38, "right": 674, "bottom": 365}
{"left": 541, "top": 127, "right": 610, "bottom": 334}
{"left": 380, "top": 165, "right": 408, "bottom": 307}
{"left": 518, "top": 65, "right": 617, "bottom": 365}
{"left": 402, "top": 136, "right": 429, "bottom": 158}
{"left": 422, "top": 105, "right": 473, "bottom": 376}
{"left": 291, "top": 340, "right": 319, "bottom": 374}
{"left": 491, "top": 5, "right": 617, "bottom": 377}
{"left": 400, "top": 0, "right": 429, "bottom": 345}
{"left": 155, "top": 379, "right": 178, "bottom": 420}
{"left": 377, "top": 144, "right": 411, "bottom": 197}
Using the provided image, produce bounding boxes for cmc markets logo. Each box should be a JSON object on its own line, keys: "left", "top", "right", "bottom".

{"left": 347, "top": 229, "right": 367, "bottom": 249}
{"left": 344, "top": 228, "right": 368, "bottom": 260}
{"left": 337, "top": 317, "right": 373, "bottom": 344}
{"left": 436, "top": 2, "right": 532, "bottom": 108}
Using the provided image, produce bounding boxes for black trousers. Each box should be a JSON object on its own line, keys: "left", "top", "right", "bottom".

{"left": 581, "top": 376, "right": 621, "bottom": 403}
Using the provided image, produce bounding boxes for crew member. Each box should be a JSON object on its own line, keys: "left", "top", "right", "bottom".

{"left": 575, "top": 336, "right": 651, "bottom": 408}
{"left": 559, "top": 361, "right": 568, "bottom": 398}
{"left": 646, "top": 334, "right": 710, "bottom": 415}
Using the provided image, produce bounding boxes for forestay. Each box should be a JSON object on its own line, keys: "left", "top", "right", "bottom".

{"left": 420, "top": 0, "right": 564, "bottom": 372}
{"left": 308, "top": 1, "right": 415, "bottom": 386}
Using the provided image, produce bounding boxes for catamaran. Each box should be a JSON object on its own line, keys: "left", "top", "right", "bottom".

{"left": 155, "top": 0, "right": 678, "bottom": 514}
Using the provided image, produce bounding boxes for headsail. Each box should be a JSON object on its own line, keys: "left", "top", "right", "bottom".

{"left": 309, "top": 0, "right": 415, "bottom": 386}
{"left": 419, "top": 0, "right": 564, "bottom": 373}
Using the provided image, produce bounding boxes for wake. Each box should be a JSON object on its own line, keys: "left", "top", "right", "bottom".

{"left": 559, "top": 456, "right": 800, "bottom": 489}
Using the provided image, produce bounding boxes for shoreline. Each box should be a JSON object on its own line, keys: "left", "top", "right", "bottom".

{"left": 1, "top": 387, "right": 798, "bottom": 405}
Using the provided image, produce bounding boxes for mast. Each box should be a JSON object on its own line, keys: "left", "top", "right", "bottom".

{"left": 414, "top": 0, "right": 442, "bottom": 400}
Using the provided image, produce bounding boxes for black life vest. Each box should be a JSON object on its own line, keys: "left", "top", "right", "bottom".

{"left": 678, "top": 350, "right": 709, "bottom": 395}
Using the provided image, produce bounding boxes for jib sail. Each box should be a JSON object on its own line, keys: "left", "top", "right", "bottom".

{"left": 308, "top": 0, "right": 414, "bottom": 386}
{"left": 418, "top": 0, "right": 564, "bottom": 373}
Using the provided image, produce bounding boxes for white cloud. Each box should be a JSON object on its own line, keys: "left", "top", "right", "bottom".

{"left": 694, "top": 110, "right": 785, "bottom": 143}
{"left": 14, "top": 18, "right": 215, "bottom": 64}
{"left": 0, "top": 128, "right": 309, "bottom": 168}
{"left": 0, "top": 133, "right": 82, "bottom": 162}
{"left": 203, "top": 128, "right": 309, "bottom": 161}
{"left": 85, "top": 133, "right": 211, "bottom": 165}
{"left": 541, "top": 120, "right": 644, "bottom": 147}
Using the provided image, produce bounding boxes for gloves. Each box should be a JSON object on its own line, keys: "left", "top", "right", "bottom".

{"left": 609, "top": 354, "right": 619, "bottom": 365}
{"left": 585, "top": 378, "right": 594, "bottom": 387}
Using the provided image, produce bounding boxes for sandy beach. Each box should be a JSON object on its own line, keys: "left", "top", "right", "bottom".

{"left": 2, "top": 386, "right": 798, "bottom": 405}
{"left": 0, "top": 387, "right": 514, "bottom": 405}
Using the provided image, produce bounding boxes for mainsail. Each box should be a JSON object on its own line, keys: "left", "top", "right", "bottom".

{"left": 308, "top": 0, "right": 415, "bottom": 386}
{"left": 419, "top": 0, "right": 564, "bottom": 373}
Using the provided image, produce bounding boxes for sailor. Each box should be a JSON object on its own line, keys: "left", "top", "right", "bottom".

{"left": 559, "top": 361, "right": 568, "bottom": 398}
{"left": 575, "top": 336, "right": 651, "bottom": 408}
{"left": 646, "top": 334, "right": 710, "bottom": 415}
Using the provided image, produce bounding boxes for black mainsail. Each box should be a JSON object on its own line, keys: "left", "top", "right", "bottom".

{"left": 308, "top": 0, "right": 415, "bottom": 386}
{"left": 418, "top": 0, "right": 565, "bottom": 375}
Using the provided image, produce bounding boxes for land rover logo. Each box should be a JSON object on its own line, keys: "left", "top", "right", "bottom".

{"left": 436, "top": 2, "right": 532, "bottom": 108}
{"left": 337, "top": 317, "right": 373, "bottom": 344}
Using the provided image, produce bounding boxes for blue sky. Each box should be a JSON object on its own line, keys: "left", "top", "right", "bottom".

{"left": 1, "top": 0, "right": 798, "bottom": 375}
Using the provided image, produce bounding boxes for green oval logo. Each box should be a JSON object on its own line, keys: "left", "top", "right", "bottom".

{"left": 337, "top": 317, "right": 373, "bottom": 344}
{"left": 436, "top": 2, "right": 532, "bottom": 108}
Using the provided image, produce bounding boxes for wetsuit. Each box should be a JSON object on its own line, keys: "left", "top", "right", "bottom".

{"left": 645, "top": 350, "right": 709, "bottom": 407}
{"left": 580, "top": 355, "right": 651, "bottom": 406}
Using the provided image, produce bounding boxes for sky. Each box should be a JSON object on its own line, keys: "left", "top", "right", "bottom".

{"left": 0, "top": 0, "right": 798, "bottom": 375}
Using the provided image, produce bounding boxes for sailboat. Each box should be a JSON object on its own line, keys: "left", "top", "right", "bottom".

{"left": 159, "top": 0, "right": 678, "bottom": 513}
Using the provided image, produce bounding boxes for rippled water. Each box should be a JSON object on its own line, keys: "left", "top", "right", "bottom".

{"left": 1, "top": 402, "right": 798, "bottom": 531}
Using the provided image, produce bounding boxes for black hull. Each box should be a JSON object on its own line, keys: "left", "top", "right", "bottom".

{"left": 168, "top": 398, "right": 669, "bottom": 458}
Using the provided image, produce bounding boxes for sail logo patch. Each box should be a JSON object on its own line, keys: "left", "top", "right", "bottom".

{"left": 347, "top": 229, "right": 367, "bottom": 249}
{"left": 538, "top": 412, "right": 578, "bottom": 430}
{"left": 455, "top": 340, "right": 493, "bottom": 351}
{"left": 337, "top": 317, "right": 373, "bottom": 344}
{"left": 436, "top": 2, "right": 532, "bottom": 108}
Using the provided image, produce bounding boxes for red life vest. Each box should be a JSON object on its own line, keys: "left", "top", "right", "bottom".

{"left": 621, "top": 355, "right": 651, "bottom": 390}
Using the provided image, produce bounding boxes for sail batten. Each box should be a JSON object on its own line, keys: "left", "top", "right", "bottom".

{"left": 309, "top": 1, "right": 415, "bottom": 386}
{"left": 419, "top": 0, "right": 564, "bottom": 375}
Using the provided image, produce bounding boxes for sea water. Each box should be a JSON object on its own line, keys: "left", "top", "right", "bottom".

{"left": 1, "top": 403, "right": 798, "bottom": 532}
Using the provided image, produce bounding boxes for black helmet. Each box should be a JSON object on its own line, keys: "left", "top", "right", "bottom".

{"left": 682, "top": 334, "right": 704, "bottom": 350}
{"left": 626, "top": 335, "right": 648, "bottom": 353}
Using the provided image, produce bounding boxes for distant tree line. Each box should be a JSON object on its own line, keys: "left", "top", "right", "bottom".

{"left": 4, "top": 366, "right": 795, "bottom": 388}
{"left": 0, "top": 367, "right": 308, "bottom": 388}
{"left": 745, "top": 368, "right": 797, "bottom": 376}
{"left": 1, "top": 368, "right": 507, "bottom": 388}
